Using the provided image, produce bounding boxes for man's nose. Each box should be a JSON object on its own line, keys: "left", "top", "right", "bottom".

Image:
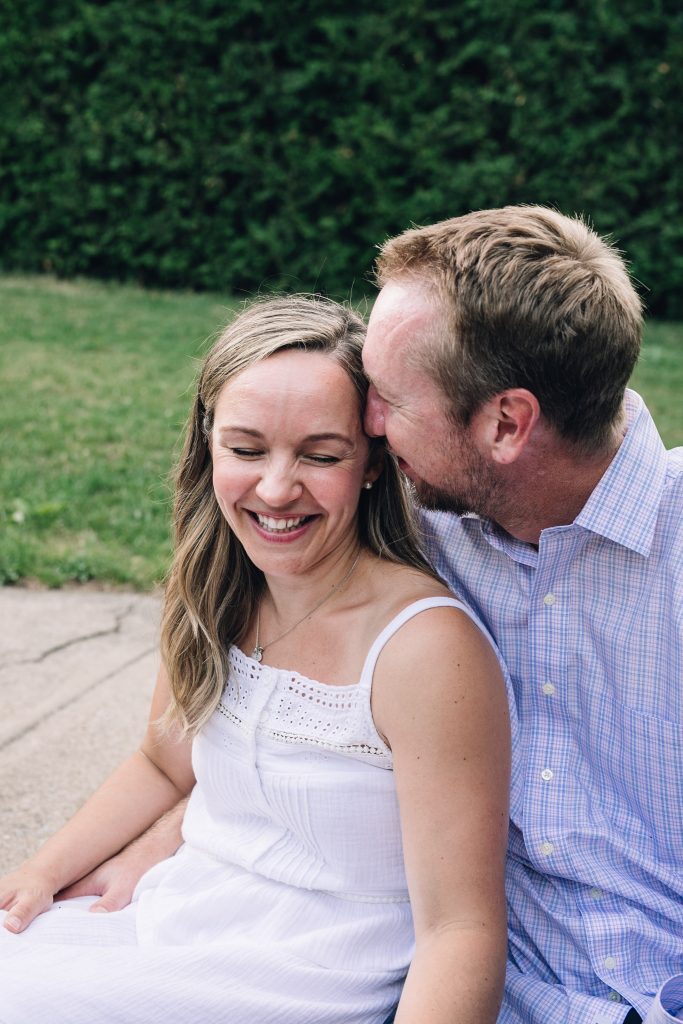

{"left": 364, "top": 386, "right": 386, "bottom": 437}
{"left": 254, "top": 460, "right": 303, "bottom": 506}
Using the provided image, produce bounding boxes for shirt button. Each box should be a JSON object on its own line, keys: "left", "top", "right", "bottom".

{"left": 543, "top": 593, "right": 556, "bottom": 606}
{"left": 542, "top": 682, "right": 556, "bottom": 695}
{"left": 589, "top": 887, "right": 603, "bottom": 899}
{"left": 604, "top": 956, "right": 617, "bottom": 970}
{"left": 541, "top": 768, "right": 554, "bottom": 781}
{"left": 608, "top": 991, "right": 622, "bottom": 1002}
{"left": 540, "top": 841, "right": 554, "bottom": 856}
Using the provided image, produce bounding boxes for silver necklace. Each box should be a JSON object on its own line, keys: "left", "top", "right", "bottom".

{"left": 251, "top": 552, "right": 361, "bottom": 663}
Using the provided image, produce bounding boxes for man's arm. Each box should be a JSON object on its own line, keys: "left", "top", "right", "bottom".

{"left": 57, "top": 799, "right": 187, "bottom": 912}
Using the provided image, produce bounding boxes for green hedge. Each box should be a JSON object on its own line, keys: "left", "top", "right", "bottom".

{"left": 1, "top": 0, "right": 682, "bottom": 314}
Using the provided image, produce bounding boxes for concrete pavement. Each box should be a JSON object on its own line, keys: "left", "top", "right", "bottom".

{"left": 0, "top": 586, "right": 162, "bottom": 873}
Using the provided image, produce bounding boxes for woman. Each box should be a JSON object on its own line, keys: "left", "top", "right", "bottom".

{"left": 0, "top": 295, "right": 511, "bottom": 1023}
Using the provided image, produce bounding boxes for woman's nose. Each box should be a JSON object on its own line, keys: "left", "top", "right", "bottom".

{"left": 254, "top": 461, "right": 303, "bottom": 506}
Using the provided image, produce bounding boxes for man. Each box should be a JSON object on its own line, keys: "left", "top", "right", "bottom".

{"left": 362, "top": 206, "right": 683, "bottom": 1024}
{"left": 23, "top": 206, "right": 682, "bottom": 1022}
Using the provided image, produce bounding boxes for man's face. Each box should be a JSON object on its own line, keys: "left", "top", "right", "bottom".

{"left": 363, "top": 280, "right": 500, "bottom": 517}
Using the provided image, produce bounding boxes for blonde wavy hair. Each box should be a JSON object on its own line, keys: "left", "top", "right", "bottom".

{"left": 161, "top": 294, "right": 434, "bottom": 735}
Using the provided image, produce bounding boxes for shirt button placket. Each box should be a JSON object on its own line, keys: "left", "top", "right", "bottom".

{"left": 533, "top": 586, "right": 561, "bottom": 868}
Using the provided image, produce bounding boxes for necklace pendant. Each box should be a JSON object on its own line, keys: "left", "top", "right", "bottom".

{"left": 251, "top": 645, "right": 263, "bottom": 663}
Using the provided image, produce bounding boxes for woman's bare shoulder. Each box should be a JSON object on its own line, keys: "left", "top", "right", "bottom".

{"left": 367, "top": 558, "right": 456, "bottom": 610}
{"left": 369, "top": 570, "right": 506, "bottom": 754}
{"left": 350, "top": 558, "right": 464, "bottom": 654}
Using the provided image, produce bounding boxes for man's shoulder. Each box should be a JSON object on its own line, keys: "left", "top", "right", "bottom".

{"left": 418, "top": 510, "right": 489, "bottom": 577}
{"left": 664, "top": 444, "right": 683, "bottom": 483}
{"left": 419, "top": 509, "right": 473, "bottom": 547}
{"left": 658, "top": 445, "right": 683, "bottom": 551}
{"left": 628, "top": 393, "right": 682, "bottom": 502}
{"left": 656, "top": 444, "right": 683, "bottom": 528}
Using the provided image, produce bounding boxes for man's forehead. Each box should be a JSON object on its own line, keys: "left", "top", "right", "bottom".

{"left": 368, "top": 279, "right": 438, "bottom": 331}
{"left": 364, "top": 280, "right": 443, "bottom": 373}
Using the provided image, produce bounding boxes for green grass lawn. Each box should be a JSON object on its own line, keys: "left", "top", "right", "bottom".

{"left": 1, "top": 276, "right": 238, "bottom": 588}
{"left": 1, "top": 275, "right": 681, "bottom": 590}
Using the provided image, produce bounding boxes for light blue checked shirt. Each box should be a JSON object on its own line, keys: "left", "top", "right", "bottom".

{"left": 421, "top": 391, "right": 683, "bottom": 1024}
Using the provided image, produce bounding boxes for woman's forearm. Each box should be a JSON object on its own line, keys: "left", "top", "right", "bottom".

{"left": 53, "top": 797, "right": 189, "bottom": 915}
{"left": 395, "top": 926, "right": 506, "bottom": 1024}
{"left": 22, "top": 749, "right": 189, "bottom": 893}
{"left": 2, "top": 665, "right": 194, "bottom": 933}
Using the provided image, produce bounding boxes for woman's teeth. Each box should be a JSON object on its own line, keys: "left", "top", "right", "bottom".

{"left": 255, "top": 514, "right": 309, "bottom": 532}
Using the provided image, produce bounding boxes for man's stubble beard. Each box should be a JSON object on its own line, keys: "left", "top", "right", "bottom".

{"left": 410, "top": 440, "right": 507, "bottom": 522}
{"left": 413, "top": 478, "right": 475, "bottom": 516}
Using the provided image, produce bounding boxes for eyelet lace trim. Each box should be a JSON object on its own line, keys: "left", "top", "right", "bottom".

{"left": 213, "top": 647, "right": 392, "bottom": 766}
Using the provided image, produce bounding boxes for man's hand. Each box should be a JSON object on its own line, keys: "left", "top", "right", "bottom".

{"left": 57, "top": 798, "right": 188, "bottom": 913}
{"left": 57, "top": 846, "right": 150, "bottom": 913}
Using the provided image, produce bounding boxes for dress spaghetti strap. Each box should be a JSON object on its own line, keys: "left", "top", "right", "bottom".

{"left": 358, "top": 596, "right": 496, "bottom": 694}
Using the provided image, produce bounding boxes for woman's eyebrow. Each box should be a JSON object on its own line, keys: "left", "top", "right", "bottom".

{"left": 217, "top": 427, "right": 353, "bottom": 445}
{"left": 217, "top": 426, "right": 264, "bottom": 439}
{"left": 304, "top": 432, "right": 353, "bottom": 445}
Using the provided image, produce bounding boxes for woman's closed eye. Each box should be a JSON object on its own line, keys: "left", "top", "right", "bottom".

{"left": 228, "top": 448, "right": 340, "bottom": 465}
{"left": 230, "top": 447, "right": 264, "bottom": 458}
{"left": 303, "top": 453, "right": 341, "bottom": 465}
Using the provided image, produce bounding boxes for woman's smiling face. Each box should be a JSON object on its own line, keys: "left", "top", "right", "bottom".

{"left": 211, "top": 349, "right": 376, "bottom": 580}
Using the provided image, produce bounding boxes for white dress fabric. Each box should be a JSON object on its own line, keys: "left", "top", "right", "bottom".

{"left": 0, "top": 596, "right": 480, "bottom": 1023}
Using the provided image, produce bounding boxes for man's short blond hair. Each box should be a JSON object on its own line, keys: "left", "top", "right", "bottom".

{"left": 375, "top": 206, "right": 643, "bottom": 453}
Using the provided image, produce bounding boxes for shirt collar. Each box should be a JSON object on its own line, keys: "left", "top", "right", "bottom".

{"left": 573, "top": 390, "right": 667, "bottom": 556}
{"left": 462, "top": 390, "right": 667, "bottom": 560}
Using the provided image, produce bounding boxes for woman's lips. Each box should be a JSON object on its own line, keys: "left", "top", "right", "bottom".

{"left": 248, "top": 511, "right": 316, "bottom": 542}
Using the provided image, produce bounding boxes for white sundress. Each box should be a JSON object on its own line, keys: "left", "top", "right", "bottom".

{"left": 0, "top": 597, "right": 481, "bottom": 1024}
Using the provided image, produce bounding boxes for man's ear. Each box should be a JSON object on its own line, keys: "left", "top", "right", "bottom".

{"left": 476, "top": 389, "right": 540, "bottom": 465}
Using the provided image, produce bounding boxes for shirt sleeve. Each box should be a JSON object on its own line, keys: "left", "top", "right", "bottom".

{"left": 642, "top": 975, "right": 683, "bottom": 1023}
{"left": 502, "top": 961, "right": 637, "bottom": 1024}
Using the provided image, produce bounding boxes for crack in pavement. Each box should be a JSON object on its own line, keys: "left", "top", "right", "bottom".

{"left": 0, "top": 644, "right": 158, "bottom": 754}
{"left": 1, "top": 600, "right": 143, "bottom": 669}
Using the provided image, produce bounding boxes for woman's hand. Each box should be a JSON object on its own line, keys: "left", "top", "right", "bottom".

{"left": 0, "top": 862, "right": 58, "bottom": 933}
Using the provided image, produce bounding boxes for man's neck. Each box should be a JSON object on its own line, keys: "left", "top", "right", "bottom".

{"left": 493, "top": 426, "right": 626, "bottom": 546}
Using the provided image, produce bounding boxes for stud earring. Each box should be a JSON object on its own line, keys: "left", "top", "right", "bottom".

{"left": 362, "top": 481, "right": 373, "bottom": 490}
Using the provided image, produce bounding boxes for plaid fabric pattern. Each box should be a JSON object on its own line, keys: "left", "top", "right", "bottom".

{"left": 421, "top": 392, "right": 683, "bottom": 1024}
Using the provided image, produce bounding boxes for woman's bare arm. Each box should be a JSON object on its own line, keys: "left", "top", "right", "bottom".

{"left": 373, "top": 606, "right": 511, "bottom": 1024}
{"left": 0, "top": 664, "right": 194, "bottom": 933}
